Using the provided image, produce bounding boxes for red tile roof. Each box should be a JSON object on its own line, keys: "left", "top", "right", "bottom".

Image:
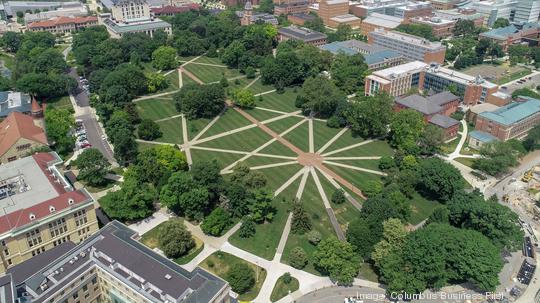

{"left": 150, "top": 4, "right": 200, "bottom": 15}
{"left": 0, "top": 112, "right": 47, "bottom": 157}
{"left": 28, "top": 16, "right": 98, "bottom": 29}
{"left": 0, "top": 153, "right": 90, "bottom": 235}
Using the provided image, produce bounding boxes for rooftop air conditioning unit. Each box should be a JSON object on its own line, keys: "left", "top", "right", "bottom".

{"left": 165, "top": 274, "right": 172, "bottom": 280}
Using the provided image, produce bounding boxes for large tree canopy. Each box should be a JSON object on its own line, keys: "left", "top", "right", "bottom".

{"left": 174, "top": 83, "right": 225, "bottom": 119}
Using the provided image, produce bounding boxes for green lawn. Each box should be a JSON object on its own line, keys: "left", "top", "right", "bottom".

{"left": 244, "top": 107, "right": 283, "bottom": 122}
{"left": 156, "top": 117, "right": 183, "bottom": 144}
{"left": 313, "top": 120, "right": 343, "bottom": 152}
{"left": 165, "top": 70, "right": 180, "bottom": 90}
{"left": 228, "top": 77, "right": 252, "bottom": 90}
{"left": 247, "top": 78, "right": 275, "bottom": 95}
{"left": 281, "top": 175, "right": 335, "bottom": 275}
{"left": 137, "top": 142, "right": 157, "bottom": 152}
{"left": 254, "top": 164, "right": 303, "bottom": 195}
{"left": 47, "top": 95, "right": 73, "bottom": 111}
{"left": 319, "top": 129, "right": 365, "bottom": 154}
{"left": 193, "top": 56, "right": 224, "bottom": 65}
{"left": 190, "top": 149, "right": 245, "bottom": 169}
{"left": 186, "top": 117, "right": 212, "bottom": 140}
{"left": 408, "top": 192, "right": 442, "bottom": 225}
{"left": 323, "top": 163, "right": 382, "bottom": 194}
{"left": 197, "top": 126, "right": 272, "bottom": 151}
{"left": 495, "top": 69, "right": 532, "bottom": 85}
{"left": 270, "top": 274, "right": 299, "bottom": 302}
{"left": 359, "top": 263, "right": 379, "bottom": 282}
{"left": 199, "top": 109, "right": 253, "bottom": 139}
{"left": 200, "top": 251, "right": 267, "bottom": 301}
{"left": 265, "top": 116, "right": 305, "bottom": 135}
{"left": 325, "top": 140, "right": 394, "bottom": 158}
{"left": 181, "top": 72, "right": 199, "bottom": 86}
{"left": 325, "top": 159, "right": 381, "bottom": 171}
{"left": 0, "top": 52, "right": 14, "bottom": 70}
{"left": 282, "top": 122, "right": 310, "bottom": 153}
{"left": 183, "top": 63, "right": 241, "bottom": 83}
{"left": 455, "top": 157, "right": 475, "bottom": 167}
{"left": 258, "top": 139, "right": 298, "bottom": 157}
{"left": 241, "top": 155, "right": 297, "bottom": 168}
{"left": 136, "top": 98, "right": 177, "bottom": 121}
{"left": 255, "top": 89, "right": 300, "bottom": 113}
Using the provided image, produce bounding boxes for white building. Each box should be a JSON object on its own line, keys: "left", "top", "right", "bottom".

{"left": 24, "top": 2, "right": 87, "bottom": 24}
{"left": 471, "top": 0, "right": 517, "bottom": 26}
{"left": 514, "top": 0, "right": 540, "bottom": 23}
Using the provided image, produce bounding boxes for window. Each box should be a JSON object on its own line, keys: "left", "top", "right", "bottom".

{"left": 74, "top": 209, "right": 88, "bottom": 227}
{"left": 83, "top": 284, "right": 88, "bottom": 292}
{"left": 16, "top": 143, "right": 32, "bottom": 151}
{"left": 26, "top": 229, "right": 42, "bottom": 248}
{"left": 49, "top": 218, "right": 67, "bottom": 238}
{"left": 73, "top": 293, "right": 79, "bottom": 300}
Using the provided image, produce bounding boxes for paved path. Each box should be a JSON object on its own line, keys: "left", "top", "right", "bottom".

{"left": 245, "top": 76, "right": 261, "bottom": 88}
{"left": 128, "top": 210, "right": 171, "bottom": 236}
{"left": 154, "top": 114, "right": 183, "bottom": 122}
{"left": 310, "top": 167, "right": 346, "bottom": 241}
{"left": 180, "top": 66, "right": 204, "bottom": 84}
{"left": 255, "top": 89, "right": 276, "bottom": 97}
{"left": 133, "top": 90, "right": 178, "bottom": 102}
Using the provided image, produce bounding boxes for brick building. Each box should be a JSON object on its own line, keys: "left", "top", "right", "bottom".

{"left": 278, "top": 25, "right": 327, "bottom": 46}
{"left": 474, "top": 97, "right": 540, "bottom": 141}
{"left": 479, "top": 22, "right": 540, "bottom": 51}
{"left": 360, "top": 13, "right": 403, "bottom": 35}
{"left": 0, "top": 152, "right": 99, "bottom": 273}
{"left": 367, "top": 28, "right": 446, "bottom": 64}
{"left": 288, "top": 13, "right": 316, "bottom": 25}
{"left": 0, "top": 112, "right": 48, "bottom": 164}
{"left": 319, "top": 40, "right": 405, "bottom": 70}
{"left": 27, "top": 16, "right": 97, "bottom": 34}
{"left": 350, "top": 0, "right": 432, "bottom": 20}
{"left": 365, "top": 61, "right": 427, "bottom": 97}
{"left": 274, "top": 0, "right": 310, "bottom": 15}
{"left": 409, "top": 16, "right": 456, "bottom": 38}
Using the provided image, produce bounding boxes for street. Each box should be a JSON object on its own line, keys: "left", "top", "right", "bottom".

{"left": 297, "top": 286, "right": 386, "bottom": 303}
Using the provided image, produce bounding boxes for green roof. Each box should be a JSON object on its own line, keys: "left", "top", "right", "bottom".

{"left": 479, "top": 97, "right": 540, "bottom": 126}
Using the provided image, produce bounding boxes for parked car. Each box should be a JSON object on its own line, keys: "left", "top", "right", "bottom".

{"left": 80, "top": 142, "right": 92, "bottom": 148}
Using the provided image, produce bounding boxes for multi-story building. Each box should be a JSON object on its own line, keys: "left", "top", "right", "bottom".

{"left": 316, "top": 0, "right": 361, "bottom": 28}
{"left": 365, "top": 61, "right": 427, "bottom": 97}
{"left": 423, "top": 64, "right": 499, "bottom": 105}
{"left": 320, "top": 40, "right": 406, "bottom": 70}
{"left": 515, "top": 0, "right": 540, "bottom": 23}
{"left": 27, "top": 16, "right": 98, "bottom": 34}
{"left": 474, "top": 97, "right": 540, "bottom": 141}
{"left": 368, "top": 28, "right": 446, "bottom": 64}
{"left": 238, "top": 1, "right": 278, "bottom": 25}
{"left": 394, "top": 91, "right": 460, "bottom": 139}
{"left": 360, "top": 13, "right": 403, "bottom": 35}
{"left": 0, "top": 91, "right": 31, "bottom": 118}
{"left": 0, "top": 112, "right": 48, "bottom": 163}
{"left": 98, "top": 0, "right": 172, "bottom": 38}
{"left": 24, "top": 2, "right": 87, "bottom": 24}
{"left": 410, "top": 16, "right": 456, "bottom": 38}
{"left": 350, "top": 0, "right": 432, "bottom": 20}
{"left": 150, "top": 3, "right": 200, "bottom": 17}
{"left": 278, "top": 25, "right": 328, "bottom": 46}
{"left": 365, "top": 61, "right": 500, "bottom": 105}
{"left": 287, "top": 12, "right": 316, "bottom": 25}
{"left": 274, "top": 0, "right": 310, "bottom": 15}
{"left": 429, "top": 0, "right": 464, "bottom": 10}
{"left": 471, "top": 0, "right": 517, "bottom": 26}
{"left": 0, "top": 221, "right": 232, "bottom": 303}
{"left": 434, "top": 7, "right": 485, "bottom": 27}
{"left": 479, "top": 22, "right": 540, "bottom": 51}
{"left": 0, "top": 152, "right": 99, "bottom": 273}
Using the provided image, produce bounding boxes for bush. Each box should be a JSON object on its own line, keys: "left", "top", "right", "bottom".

{"left": 326, "top": 116, "right": 340, "bottom": 128}
{"left": 201, "top": 207, "right": 232, "bottom": 236}
{"left": 238, "top": 217, "right": 256, "bottom": 238}
{"left": 362, "top": 180, "right": 383, "bottom": 197}
{"left": 227, "top": 263, "right": 255, "bottom": 294}
{"left": 378, "top": 156, "right": 396, "bottom": 170}
{"left": 158, "top": 220, "right": 195, "bottom": 259}
{"left": 289, "top": 247, "right": 308, "bottom": 269}
{"left": 283, "top": 272, "right": 292, "bottom": 284}
{"left": 307, "top": 230, "right": 322, "bottom": 245}
{"left": 245, "top": 66, "right": 256, "bottom": 79}
{"left": 138, "top": 119, "right": 162, "bottom": 141}
{"left": 291, "top": 202, "right": 311, "bottom": 234}
{"left": 331, "top": 189, "right": 346, "bottom": 204}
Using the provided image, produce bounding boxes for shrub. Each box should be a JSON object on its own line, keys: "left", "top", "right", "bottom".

{"left": 331, "top": 189, "right": 346, "bottom": 204}
{"left": 291, "top": 202, "right": 311, "bottom": 234}
{"left": 138, "top": 119, "right": 162, "bottom": 141}
{"left": 307, "top": 230, "right": 322, "bottom": 245}
{"left": 238, "top": 217, "right": 256, "bottom": 238}
{"left": 283, "top": 272, "right": 292, "bottom": 284}
{"left": 158, "top": 220, "right": 195, "bottom": 259}
{"left": 227, "top": 263, "right": 255, "bottom": 294}
{"left": 201, "top": 207, "right": 232, "bottom": 236}
{"left": 289, "top": 247, "right": 308, "bottom": 269}
{"left": 326, "top": 116, "right": 341, "bottom": 128}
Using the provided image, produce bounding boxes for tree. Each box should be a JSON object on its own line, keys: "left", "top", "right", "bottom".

{"left": 427, "top": 206, "right": 450, "bottom": 224}
{"left": 158, "top": 219, "right": 195, "bottom": 258}
{"left": 99, "top": 177, "right": 156, "bottom": 221}
{"left": 249, "top": 188, "right": 275, "bottom": 223}
{"left": 331, "top": 189, "right": 346, "bottom": 204}
{"left": 227, "top": 263, "right": 256, "bottom": 294}
{"left": 17, "top": 73, "right": 76, "bottom": 99}
{"left": 260, "top": 51, "right": 304, "bottom": 88}
{"left": 289, "top": 247, "right": 308, "bottom": 269}
{"left": 396, "top": 23, "right": 436, "bottom": 41}
{"left": 174, "top": 83, "right": 225, "bottom": 119}
{"left": 371, "top": 219, "right": 408, "bottom": 267}
{"left": 389, "top": 109, "right": 425, "bottom": 151}
{"left": 313, "top": 237, "right": 360, "bottom": 285}
{"left": 330, "top": 53, "right": 368, "bottom": 94}
{"left": 191, "top": 159, "right": 223, "bottom": 202}
{"left": 379, "top": 224, "right": 503, "bottom": 295}
{"left": 154, "top": 145, "right": 188, "bottom": 172}
{"left": 1, "top": 32, "right": 22, "bottom": 52}
{"left": 112, "top": 128, "right": 138, "bottom": 166}
{"left": 448, "top": 191, "right": 524, "bottom": 250}
{"left": 238, "top": 217, "right": 256, "bottom": 238}
{"left": 160, "top": 171, "right": 210, "bottom": 220}
{"left": 418, "top": 124, "right": 444, "bottom": 155}
{"left": 303, "top": 15, "right": 325, "bottom": 32}
{"left": 508, "top": 45, "right": 530, "bottom": 65}
{"left": 291, "top": 202, "right": 312, "bottom": 234}
{"left": 201, "top": 207, "right": 233, "bottom": 236}
{"left": 44, "top": 107, "right": 75, "bottom": 156}
{"left": 362, "top": 180, "right": 383, "bottom": 197}
{"left": 418, "top": 158, "right": 465, "bottom": 201}
{"left": 133, "top": 148, "right": 169, "bottom": 186}
{"left": 453, "top": 19, "right": 477, "bottom": 36}
{"left": 307, "top": 230, "right": 322, "bottom": 245}
{"left": 524, "top": 125, "right": 540, "bottom": 151}
{"left": 512, "top": 87, "right": 540, "bottom": 100}
{"left": 232, "top": 88, "right": 256, "bottom": 108}
{"left": 75, "top": 148, "right": 110, "bottom": 186}
{"left": 152, "top": 46, "right": 177, "bottom": 70}
{"left": 493, "top": 18, "right": 510, "bottom": 28}
{"left": 221, "top": 40, "right": 246, "bottom": 68}
{"left": 257, "top": 0, "right": 274, "bottom": 13}
{"left": 345, "top": 93, "right": 394, "bottom": 138}
{"left": 328, "top": 24, "right": 352, "bottom": 42}
{"left": 473, "top": 141, "right": 520, "bottom": 176}
{"left": 138, "top": 119, "right": 162, "bottom": 140}
{"left": 101, "top": 63, "right": 148, "bottom": 98}
{"left": 146, "top": 72, "right": 169, "bottom": 93}
{"left": 296, "top": 75, "right": 345, "bottom": 118}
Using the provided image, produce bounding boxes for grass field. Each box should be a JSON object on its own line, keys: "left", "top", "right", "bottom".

{"left": 313, "top": 120, "right": 343, "bottom": 152}
{"left": 183, "top": 63, "right": 241, "bottom": 83}
{"left": 193, "top": 56, "right": 224, "bottom": 65}
{"left": 255, "top": 89, "right": 300, "bottom": 112}
{"left": 47, "top": 96, "right": 73, "bottom": 111}
{"left": 136, "top": 98, "right": 177, "bottom": 121}
{"left": 247, "top": 78, "right": 275, "bottom": 95}
{"left": 320, "top": 129, "right": 365, "bottom": 153}
{"left": 408, "top": 192, "right": 442, "bottom": 225}
{"left": 270, "top": 274, "right": 299, "bottom": 302}
{"left": 258, "top": 139, "right": 298, "bottom": 157}
{"left": 265, "top": 116, "right": 305, "bottom": 135}
{"left": 244, "top": 107, "right": 283, "bottom": 122}
{"left": 190, "top": 149, "right": 245, "bottom": 169}
{"left": 325, "top": 140, "right": 394, "bottom": 158}
{"left": 197, "top": 126, "right": 272, "bottom": 151}
{"left": 323, "top": 163, "right": 382, "bottom": 194}
{"left": 283, "top": 122, "right": 310, "bottom": 152}
{"left": 455, "top": 157, "right": 475, "bottom": 167}
{"left": 199, "top": 109, "right": 252, "bottom": 139}
{"left": 156, "top": 117, "right": 183, "bottom": 144}
{"left": 200, "top": 251, "right": 267, "bottom": 301}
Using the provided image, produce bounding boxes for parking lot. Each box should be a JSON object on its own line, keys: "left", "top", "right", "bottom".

{"left": 517, "top": 260, "right": 536, "bottom": 285}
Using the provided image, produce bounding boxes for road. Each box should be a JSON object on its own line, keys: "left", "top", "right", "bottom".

{"left": 499, "top": 71, "right": 540, "bottom": 94}
{"left": 296, "top": 286, "right": 386, "bottom": 303}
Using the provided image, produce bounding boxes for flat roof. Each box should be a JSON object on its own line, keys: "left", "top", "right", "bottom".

{"left": 479, "top": 97, "right": 540, "bottom": 126}
{"left": 330, "top": 14, "right": 361, "bottom": 22}
{"left": 373, "top": 60, "right": 428, "bottom": 78}
{"left": 363, "top": 13, "right": 403, "bottom": 28}
{"left": 364, "top": 49, "right": 402, "bottom": 65}
{"left": 429, "top": 114, "right": 459, "bottom": 128}
{"left": 469, "top": 102, "right": 500, "bottom": 114}
{"left": 469, "top": 130, "right": 498, "bottom": 143}
{"left": 425, "top": 65, "right": 498, "bottom": 89}
{"left": 370, "top": 28, "right": 444, "bottom": 50}
{"left": 103, "top": 17, "right": 171, "bottom": 33}
{"left": 278, "top": 25, "right": 327, "bottom": 41}
{"left": 9, "top": 221, "right": 228, "bottom": 303}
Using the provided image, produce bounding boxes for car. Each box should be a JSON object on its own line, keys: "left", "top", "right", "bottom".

{"left": 101, "top": 134, "right": 107, "bottom": 140}
{"left": 501, "top": 86, "right": 508, "bottom": 90}
{"left": 78, "top": 76, "right": 84, "bottom": 80}
{"left": 80, "top": 142, "right": 92, "bottom": 148}
{"left": 76, "top": 130, "right": 86, "bottom": 136}
{"left": 77, "top": 137, "right": 88, "bottom": 142}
